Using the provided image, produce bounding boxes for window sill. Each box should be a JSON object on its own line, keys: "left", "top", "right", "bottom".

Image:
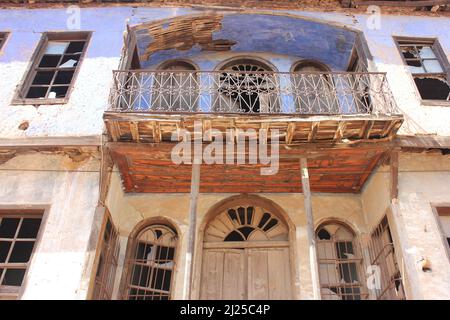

{"left": 11, "top": 98, "right": 69, "bottom": 106}
{"left": 420, "top": 99, "right": 450, "bottom": 107}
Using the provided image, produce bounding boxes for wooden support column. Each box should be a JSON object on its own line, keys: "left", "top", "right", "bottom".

{"left": 183, "top": 162, "right": 201, "bottom": 299}
{"left": 300, "top": 158, "right": 321, "bottom": 300}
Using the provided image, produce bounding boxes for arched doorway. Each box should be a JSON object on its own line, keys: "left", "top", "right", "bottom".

{"left": 199, "top": 196, "right": 294, "bottom": 300}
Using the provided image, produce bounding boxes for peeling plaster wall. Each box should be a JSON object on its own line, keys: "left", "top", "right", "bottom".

{"left": 0, "top": 8, "right": 127, "bottom": 138}
{"left": 137, "top": 13, "right": 356, "bottom": 70}
{"left": 0, "top": 153, "right": 100, "bottom": 299}
{"left": 362, "top": 153, "right": 450, "bottom": 299}
{"left": 106, "top": 170, "right": 366, "bottom": 300}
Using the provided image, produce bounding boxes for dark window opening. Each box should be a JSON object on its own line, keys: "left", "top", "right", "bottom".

{"left": 238, "top": 226, "right": 255, "bottom": 239}
{"left": 414, "top": 77, "right": 450, "bottom": 100}
{"left": 258, "top": 212, "right": 271, "bottom": 229}
{"left": 224, "top": 230, "right": 245, "bottom": 242}
{"left": 0, "top": 213, "right": 43, "bottom": 298}
{"left": 317, "top": 228, "right": 331, "bottom": 240}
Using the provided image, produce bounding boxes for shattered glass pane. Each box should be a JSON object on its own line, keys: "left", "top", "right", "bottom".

{"left": 405, "top": 59, "right": 422, "bottom": 68}
{"left": 407, "top": 65, "right": 425, "bottom": 73}
{"left": 44, "top": 41, "right": 68, "bottom": 55}
{"left": 423, "top": 59, "right": 443, "bottom": 73}
{"left": 401, "top": 46, "right": 418, "bottom": 59}
{"left": 417, "top": 46, "right": 436, "bottom": 59}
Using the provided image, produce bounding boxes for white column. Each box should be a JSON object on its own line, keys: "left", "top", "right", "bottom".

{"left": 300, "top": 157, "right": 321, "bottom": 300}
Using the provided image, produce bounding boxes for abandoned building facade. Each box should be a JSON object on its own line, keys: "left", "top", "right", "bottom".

{"left": 0, "top": 1, "right": 449, "bottom": 300}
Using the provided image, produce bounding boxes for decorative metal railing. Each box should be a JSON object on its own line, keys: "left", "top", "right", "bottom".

{"left": 108, "top": 70, "right": 399, "bottom": 115}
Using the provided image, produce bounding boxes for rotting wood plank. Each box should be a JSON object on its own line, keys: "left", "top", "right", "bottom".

{"left": 285, "top": 122, "right": 296, "bottom": 144}
{"left": 333, "top": 121, "right": 346, "bottom": 142}
{"left": 308, "top": 122, "right": 320, "bottom": 142}
{"left": 390, "top": 151, "right": 399, "bottom": 200}
{"left": 130, "top": 122, "right": 140, "bottom": 142}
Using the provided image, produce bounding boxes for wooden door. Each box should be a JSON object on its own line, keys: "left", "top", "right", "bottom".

{"left": 247, "top": 247, "right": 292, "bottom": 300}
{"left": 200, "top": 249, "right": 245, "bottom": 300}
{"left": 200, "top": 247, "right": 292, "bottom": 300}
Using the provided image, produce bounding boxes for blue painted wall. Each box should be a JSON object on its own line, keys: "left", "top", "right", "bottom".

{"left": 138, "top": 13, "right": 357, "bottom": 71}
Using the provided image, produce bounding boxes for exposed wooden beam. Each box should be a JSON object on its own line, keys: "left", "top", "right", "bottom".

{"left": 300, "top": 158, "right": 321, "bottom": 300}
{"left": 353, "top": 0, "right": 449, "bottom": 7}
{"left": 308, "top": 122, "right": 320, "bottom": 142}
{"left": 333, "top": 121, "right": 346, "bottom": 142}
{"left": 362, "top": 120, "right": 375, "bottom": 139}
{"left": 109, "top": 122, "right": 120, "bottom": 142}
{"left": 260, "top": 123, "right": 269, "bottom": 144}
{"left": 151, "top": 121, "right": 161, "bottom": 142}
{"left": 286, "top": 122, "right": 296, "bottom": 144}
{"left": 130, "top": 122, "right": 140, "bottom": 142}
{"left": 202, "top": 119, "right": 212, "bottom": 142}
{"left": 390, "top": 151, "right": 399, "bottom": 200}
{"left": 0, "top": 135, "right": 101, "bottom": 148}
{"left": 395, "top": 135, "right": 450, "bottom": 149}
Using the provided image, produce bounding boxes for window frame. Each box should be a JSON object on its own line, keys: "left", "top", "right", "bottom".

{"left": 394, "top": 36, "right": 450, "bottom": 106}
{"left": 0, "top": 32, "right": 10, "bottom": 52}
{"left": 12, "top": 31, "right": 92, "bottom": 106}
{"left": 0, "top": 206, "right": 48, "bottom": 300}
{"left": 91, "top": 210, "right": 120, "bottom": 300}
{"left": 431, "top": 204, "right": 450, "bottom": 261}
{"left": 120, "top": 220, "right": 179, "bottom": 300}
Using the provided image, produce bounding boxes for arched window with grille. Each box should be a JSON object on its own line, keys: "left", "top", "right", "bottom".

{"left": 216, "top": 58, "right": 280, "bottom": 113}
{"left": 152, "top": 60, "right": 198, "bottom": 112}
{"left": 291, "top": 60, "right": 339, "bottom": 114}
{"left": 315, "top": 221, "right": 365, "bottom": 300}
{"left": 123, "top": 223, "right": 178, "bottom": 300}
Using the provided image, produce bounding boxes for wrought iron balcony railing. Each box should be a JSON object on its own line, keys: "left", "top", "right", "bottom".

{"left": 108, "top": 70, "right": 399, "bottom": 116}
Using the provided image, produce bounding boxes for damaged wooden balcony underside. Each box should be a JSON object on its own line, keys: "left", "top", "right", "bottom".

{"left": 104, "top": 113, "right": 403, "bottom": 144}
{"left": 108, "top": 141, "right": 392, "bottom": 193}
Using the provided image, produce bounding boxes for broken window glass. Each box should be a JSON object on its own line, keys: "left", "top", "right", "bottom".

{"left": 316, "top": 223, "right": 364, "bottom": 300}
{"left": 21, "top": 34, "right": 89, "bottom": 101}
{"left": 126, "top": 225, "right": 177, "bottom": 300}
{"left": 398, "top": 39, "right": 450, "bottom": 101}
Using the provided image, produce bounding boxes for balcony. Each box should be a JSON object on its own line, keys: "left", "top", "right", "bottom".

{"left": 103, "top": 70, "right": 403, "bottom": 194}
{"left": 104, "top": 70, "right": 403, "bottom": 144}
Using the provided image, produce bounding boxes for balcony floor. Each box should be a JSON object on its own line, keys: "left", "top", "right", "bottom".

{"left": 104, "top": 112, "right": 403, "bottom": 144}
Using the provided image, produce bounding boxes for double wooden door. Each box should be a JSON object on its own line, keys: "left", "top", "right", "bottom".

{"left": 200, "top": 246, "right": 292, "bottom": 300}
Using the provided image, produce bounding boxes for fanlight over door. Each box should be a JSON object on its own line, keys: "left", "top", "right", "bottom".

{"left": 201, "top": 205, "right": 292, "bottom": 300}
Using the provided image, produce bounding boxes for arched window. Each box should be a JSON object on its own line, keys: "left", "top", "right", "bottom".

{"left": 204, "top": 205, "right": 289, "bottom": 242}
{"left": 124, "top": 224, "right": 177, "bottom": 300}
{"left": 316, "top": 222, "right": 364, "bottom": 300}
{"left": 153, "top": 60, "right": 198, "bottom": 112}
{"left": 217, "top": 58, "right": 279, "bottom": 113}
{"left": 291, "top": 60, "right": 339, "bottom": 114}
